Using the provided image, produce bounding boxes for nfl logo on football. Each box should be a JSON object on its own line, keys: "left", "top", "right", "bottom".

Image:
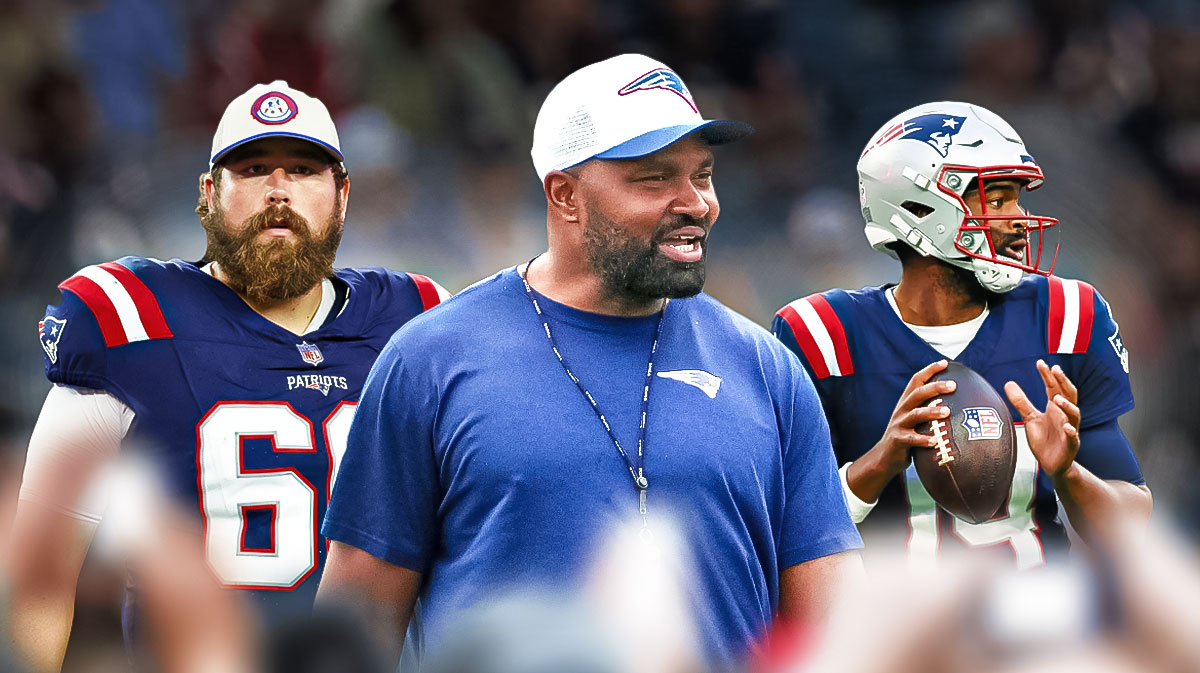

{"left": 962, "top": 407, "right": 1003, "bottom": 441}
{"left": 296, "top": 341, "right": 324, "bottom": 367}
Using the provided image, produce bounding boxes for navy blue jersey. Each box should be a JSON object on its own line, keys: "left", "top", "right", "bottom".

{"left": 771, "top": 275, "right": 1141, "bottom": 569}
{"left": 38, "top": 257, "right": 443, "bottom": 617}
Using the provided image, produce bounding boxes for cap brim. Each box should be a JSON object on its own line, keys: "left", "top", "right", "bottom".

{"left": 210, "top": 131, "right": 344, "bottom": 166}
{"left": 591, "top": 120, "right": 754, "bottom": 162}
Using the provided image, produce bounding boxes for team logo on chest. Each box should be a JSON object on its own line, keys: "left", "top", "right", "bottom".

{"left": 38, "top": 317, "right": 67, "bottom": 364}
{"left": 296, "top": 341, "right": 324, "bottom": 366}
{"left": 287, "top": 374, "right": 349, "bottom": 396}
{"left": 656, "top": 369, "right": 722, "bottom": 399}
{"left": 961, "top": 407, "right": 1003, "bottom": 440}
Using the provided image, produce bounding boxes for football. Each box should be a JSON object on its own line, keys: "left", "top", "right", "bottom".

{"left": 912, "top": 361, "right": 1017, "bottom": 525}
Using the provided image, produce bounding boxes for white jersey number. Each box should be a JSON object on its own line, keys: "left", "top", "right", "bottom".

{"left": 906, "top": 423, "right": 1044, "bottom": 569}
{"left": 197, "top": 401, "right": 355, "bottom": 590}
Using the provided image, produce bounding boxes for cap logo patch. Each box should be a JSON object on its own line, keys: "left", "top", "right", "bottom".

{"left": 251, "top": 91, "right": 298, "bottom": 125}
{"left": 618, "top": 68, "right": 697, "bottom": 113}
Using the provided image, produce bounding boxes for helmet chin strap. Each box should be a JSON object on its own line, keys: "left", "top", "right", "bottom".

{"left": 971, "top": 257, "right": 1023, "bottom": 293}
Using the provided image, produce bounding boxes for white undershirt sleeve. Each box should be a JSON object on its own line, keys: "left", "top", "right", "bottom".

{"left": 840, "top": 461, "right": 878, "bottom": 524}
{"left": 18, "top": 384, "right": 134, "bottom": 523}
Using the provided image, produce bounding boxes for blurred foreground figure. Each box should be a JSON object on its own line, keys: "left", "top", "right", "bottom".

{"left": 772, "top": 102, "right": 1151, "bottom": 568}
{"left": 317, "top": 53, "right": 862, "bottom": 670}
{"left": 787, "top": 513, "right": 1200, "bottom": 673}
{"left": 5, "top": 80, "right": 447, "bottom": 671}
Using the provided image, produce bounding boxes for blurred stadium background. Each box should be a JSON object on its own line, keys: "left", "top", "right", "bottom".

{"left": 0, "top": 0, "right": 1196, "bottom": 666}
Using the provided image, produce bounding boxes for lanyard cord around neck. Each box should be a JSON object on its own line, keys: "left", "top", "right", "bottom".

{"left": 518, "top": 262, "right": 665, "bottom": 526}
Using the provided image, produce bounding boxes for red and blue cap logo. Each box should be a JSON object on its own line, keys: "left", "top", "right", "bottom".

{"left": 251, "top": 91, "right": 298, "bottom": 125}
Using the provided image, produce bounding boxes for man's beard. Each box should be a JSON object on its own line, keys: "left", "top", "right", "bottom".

{"left": 583, "top": 207, "right": 710, "bottom": 305}
{"left": 200, "top": 202, "right": 343, "bottom": 305}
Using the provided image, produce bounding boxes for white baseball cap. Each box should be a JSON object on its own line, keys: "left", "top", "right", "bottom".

{"left": 209, "top": 80, "right": 343, "bottom": 167}
{"left": 531, "top": 54, "right": 753, "bottom": 181}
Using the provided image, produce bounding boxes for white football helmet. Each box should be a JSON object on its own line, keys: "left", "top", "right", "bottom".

{"left": 857, "top": 101, "right": 1059, "bottom": 293}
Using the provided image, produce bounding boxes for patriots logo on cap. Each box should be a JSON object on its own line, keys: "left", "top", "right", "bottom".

{"left": 38, "top": 316, "right": 67, "bottom": 364}
{"left": 252, "top": 91, "right": 298, "bottom": 125}
{"left": 863, "top": 113, "right": 968, "bottom": 158}
{"left": 618, "top": 68, "right": 697, "bottom": 113}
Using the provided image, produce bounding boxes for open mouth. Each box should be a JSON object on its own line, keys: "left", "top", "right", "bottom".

{"left": 658, "top": 225, "right": 706, "bottom": 263}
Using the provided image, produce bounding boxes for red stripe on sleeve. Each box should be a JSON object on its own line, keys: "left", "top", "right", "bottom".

{"left": 98, "top": 262, "right": 173, "bottom": 339}
{"left": 1047, "top": 276, "right": 1065, "bottom": 351}
{"left": 408, "top": 273, "right": 443, "bottom": 311}
{"left": 1072, "top": 281, "right": 1095, "bottom": 353}
{"left": 808, "top": 294, "right": 854, "bottom": 376}
{"left": 58, "top": 276, "right": 127, "bottom": 348}
{"left": 776, "top": 305, "right": 831, "bottom": 380}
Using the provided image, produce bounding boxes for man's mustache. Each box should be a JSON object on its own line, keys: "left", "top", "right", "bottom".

{"left": 245, "top": 205, "right": 311, "bottom": 234}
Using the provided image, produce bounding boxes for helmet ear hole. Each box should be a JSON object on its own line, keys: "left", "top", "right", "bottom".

{"left": 900, "top": 201, "right": 934, "bottom": 218}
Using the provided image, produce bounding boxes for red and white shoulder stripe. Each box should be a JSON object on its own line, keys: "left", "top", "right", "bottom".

{"left": 1047, "top": 276, "right": 1095, "bottom": 354}
{"left": 408, "top": 273, "right": 451, "bottom": 311}
{"left": 59, "top": 262, "right": 173, "bottom": 348}
{"left": 776, "top": 294, "right": 854, "bottom": 379}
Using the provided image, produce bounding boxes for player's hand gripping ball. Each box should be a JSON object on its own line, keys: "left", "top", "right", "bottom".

{"left": 913, "top": 362, "right": 1017, "bottom": 524}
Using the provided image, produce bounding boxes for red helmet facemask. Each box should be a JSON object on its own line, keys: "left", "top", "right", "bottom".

{"left": 937, "top": 164, "right": 1060, "bottom": 277}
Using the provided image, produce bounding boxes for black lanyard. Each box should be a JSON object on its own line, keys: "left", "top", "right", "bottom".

{"left": 519, "top": 262, "right": 665, "bottom": 527}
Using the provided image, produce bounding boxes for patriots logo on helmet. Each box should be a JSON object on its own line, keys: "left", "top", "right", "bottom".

{"left": 864, "top": 113, "right": 968, "bottom": 158}
{"left": 252, "top": 92, "right": 298, "bottom": 125}
{"left": 38, "top": 316, "right": 67, "bottom": 364}
{"left": 617, "top": 69, "right": 698, "bottom": 113}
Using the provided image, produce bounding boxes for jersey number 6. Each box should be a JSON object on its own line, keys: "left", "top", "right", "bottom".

{"left": 196, "top": 401, "right": 355, "bottom": 590}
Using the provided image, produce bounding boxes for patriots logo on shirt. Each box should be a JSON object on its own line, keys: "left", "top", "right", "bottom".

{"left": 656, "top": 369, "right": 722, "bottom": 399}
{"left": 617, "top": 68, "right": 698, "bottom": 113}
{"left": 1109, "top": 326, "right": 1129, "bottom": 374}
{"left": 864, "top": 113, "right": 967, "bottom": 158}
{"left": 961, "top": 407, "right": 1003, "bottom": 440}
{"left": 38, "top": 316, "right": 67, "bottom": 364}
{"left": 296, "top": 341, "right": 324, "bottom": 367}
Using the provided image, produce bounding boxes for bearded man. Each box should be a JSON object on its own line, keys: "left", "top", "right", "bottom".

{"left": 316, "top": 55, "right": 863, "bottom": 671}
{"left": 7, "top": 81, "right": 448, "bottom": 672}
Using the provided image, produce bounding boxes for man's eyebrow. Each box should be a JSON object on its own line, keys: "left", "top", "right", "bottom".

{"left": 626, "top": 151, "right": 715, "bottom": 172}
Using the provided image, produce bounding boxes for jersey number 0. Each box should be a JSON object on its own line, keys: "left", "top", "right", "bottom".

{"left": 906, "top": 424, "right": 1045, "bottom": 569}
{"left": 196, "top": 401, "right": 356, "bottom": 590}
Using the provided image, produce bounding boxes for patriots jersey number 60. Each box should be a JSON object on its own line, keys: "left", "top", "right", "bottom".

{"left": 197, "top": 401, "right": 355, "bottom": 589}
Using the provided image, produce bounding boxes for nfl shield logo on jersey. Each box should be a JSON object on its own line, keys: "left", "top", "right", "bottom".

{"left": 38, "top": 317, "right": 67, "bottom": 364}
{"left": 296, "top": 341, "right": 324, "bottom": 367}
{"left": 961, "top": 407, "right": 1003, "bottom": 440}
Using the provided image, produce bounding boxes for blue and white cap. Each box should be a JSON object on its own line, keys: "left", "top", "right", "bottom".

{"left": 531, "top": 54, "right": 752, "bottom": 181}
{"left": 209, "top": 80, "right": 343, "bottom": 167}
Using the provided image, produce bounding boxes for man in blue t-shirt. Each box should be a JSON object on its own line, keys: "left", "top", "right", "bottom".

{"left": 318, "top": 54, "right": 863, "bottom": 668}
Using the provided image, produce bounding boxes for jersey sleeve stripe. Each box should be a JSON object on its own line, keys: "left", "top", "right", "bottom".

{"left": 808, "top": 294, "right": 854, "bottom": 376}
{"left": 1048, "top": 276, "right": 1065, "bottom": 352}
{"left": 408, "top": 273, "right": 448, "bottom": 311}
{"left": 98, "top": 262, "right": 174, "bottom": 340}
{"left": 1072, "top": 281, "right": 1095, "bottom": 353}
{"left": 776, "top": 304, "right": 831, "bottom": 379}
{"left": 1049, "top": 277, "right": 1093, "bottom": 354}
{"left": 58, "top": 274, "right": 129, "bottom": 347}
